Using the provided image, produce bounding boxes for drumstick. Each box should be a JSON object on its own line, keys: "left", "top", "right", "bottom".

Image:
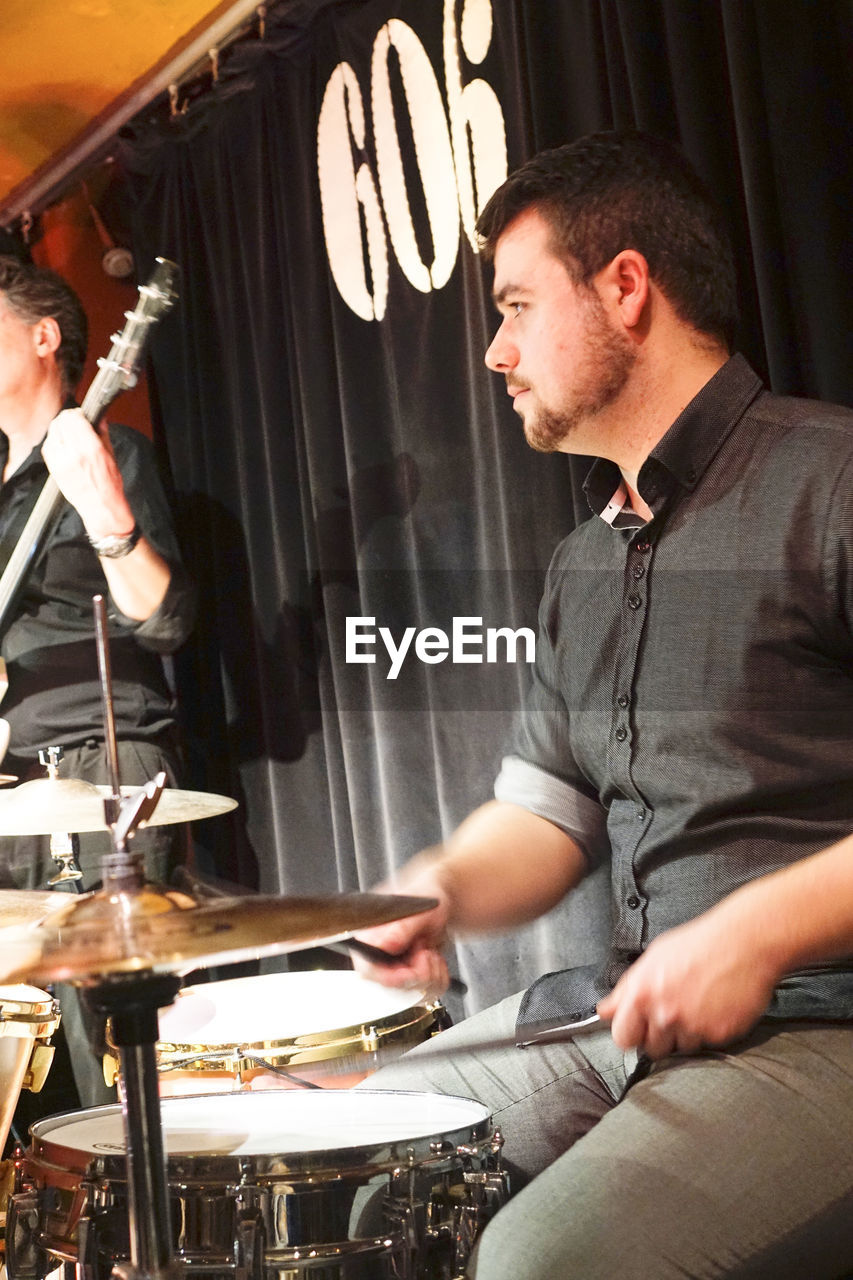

{"left": 238, "top": 1012, "right": 606, "bottom": 1091}
{"left": 156, "top": 1010, "right": 605, "bottom": 1095}
{"left": 386, "top": 1011, "right": 603, "bottom": 1060}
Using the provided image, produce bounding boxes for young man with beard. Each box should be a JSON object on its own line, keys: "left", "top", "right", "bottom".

{"left": 357, "top": 133, "right": 853, "bottom": 1276}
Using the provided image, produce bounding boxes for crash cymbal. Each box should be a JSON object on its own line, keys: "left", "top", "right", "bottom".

{"left": 0, "top": 888, "right": 66, "bottom": 928}
{"left": 0, "top": 777, "right": 237, "bottom": 835}
{"left": 0, "top": 887, "right": 437, "bottom": 986}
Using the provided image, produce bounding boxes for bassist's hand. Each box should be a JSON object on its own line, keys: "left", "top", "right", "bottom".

{"left": 41, "top": 408, "right": 136, "bottom": 539}
{"left": 43, "top": 409, "right": 171, "bottom": 621}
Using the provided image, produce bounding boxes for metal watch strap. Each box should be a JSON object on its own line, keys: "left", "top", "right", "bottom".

{"left": 88, "top": 523, "right": 142, "bottom": 558}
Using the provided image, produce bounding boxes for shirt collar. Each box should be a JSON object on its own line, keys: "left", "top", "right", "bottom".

{"left": 0, "top": 433, "right": 47, "bottom": 482}
{"left": 583, "top": 353, "right": 764, "bottom": 524}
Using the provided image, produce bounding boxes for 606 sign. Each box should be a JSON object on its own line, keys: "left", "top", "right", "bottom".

{"left": 317, "top": 0, "right": 508, "bottom": 321}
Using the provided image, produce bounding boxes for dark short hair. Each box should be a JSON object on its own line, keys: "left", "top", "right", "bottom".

{"left": 0, "top": 255, "right": 88, "bottom": 393}
{"left": 476, "top": 131, "right": 738, "bottom": 349}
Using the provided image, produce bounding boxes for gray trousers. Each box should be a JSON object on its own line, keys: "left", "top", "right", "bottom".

{"left": 365, "top": 991, "right": 853, "bottom": 1279}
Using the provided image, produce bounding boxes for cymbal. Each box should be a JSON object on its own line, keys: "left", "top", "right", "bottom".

{"left": 0, "top": 888, "right": 65, "bottom": 928}
{"left": 0, "top": 887, "right": 437, "bottom": 986}
{"left": 0, "top": 777, "right": 237, "bottom": 835}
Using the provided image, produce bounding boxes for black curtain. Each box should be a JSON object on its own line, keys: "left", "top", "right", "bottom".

{"left": 117, "top": 0, "right": 853, "bottom": 1012}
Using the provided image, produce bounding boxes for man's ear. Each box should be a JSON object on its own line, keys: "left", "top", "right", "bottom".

{"left": 33, "top": 315, "right": 62, "bottom": 358}
{"left": 595, "top": 250, "right": 650, "bottom": 331}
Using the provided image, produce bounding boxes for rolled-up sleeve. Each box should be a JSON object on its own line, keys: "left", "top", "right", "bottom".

{"left": 494, "top": 549, "right": 610, "bottom": 869}
{"left": 494, "top": 754, "right": 609, "bottom": 868}
{"left": 112, "top": 561, "right": 197, "bottom": 653}
{"left": 107, "top": 425, "right": 197, "bottom": 652}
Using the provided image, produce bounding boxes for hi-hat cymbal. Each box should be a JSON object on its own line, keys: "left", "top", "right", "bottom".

{"left": 0, "top": 777, "right": 237, "bottom": 835}
{"left": 0, "top": 887, "right": 437, "bottom": 986}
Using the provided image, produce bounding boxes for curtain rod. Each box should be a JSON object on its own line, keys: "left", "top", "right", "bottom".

{"left": 0, "top": 0, "right": 286, "bottom": 230}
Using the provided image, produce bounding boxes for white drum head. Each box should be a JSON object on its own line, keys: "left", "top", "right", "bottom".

{"left": 157, "top": 971, "right": 428, "bottom": 1045}
{"left": 35, "top": 1090, "right": 490, "bottom": 1158}
{"left": 0, "top": 983, "right": 53, "bottom": 1005}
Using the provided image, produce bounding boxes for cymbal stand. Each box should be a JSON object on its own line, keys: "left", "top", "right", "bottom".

{"left": 86, "top": 975, "right": 181, "bottom": 1280}
{"left": 94, "top": 592, "right": 126, "bottom": 875}
{"left": 39, "top": 748, "right": 85, "bottom": 889}
{"left": 84, "top": 597, "right": 182, "bottom": 1279}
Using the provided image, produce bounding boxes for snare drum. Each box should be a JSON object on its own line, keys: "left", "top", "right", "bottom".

{"left": 7, "top": 1090, "right": 507, "bottom": 1279}
{"left": 147, "top": 971, "right": 446, "bottom": 1094}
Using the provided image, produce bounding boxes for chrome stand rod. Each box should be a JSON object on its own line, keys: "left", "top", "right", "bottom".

{"left": 121, "top": 1038, "right": 171, "bottom": 1275}
{"left": 87, "top": 975, "right": 182, "bottom": 1280}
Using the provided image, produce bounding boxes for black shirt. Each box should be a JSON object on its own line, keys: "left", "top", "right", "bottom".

{"left": 495, "top": 355, "right": 853, "bottom": 1022}
{"left": 0, "top": 424, "right": 195, "bottom": 757}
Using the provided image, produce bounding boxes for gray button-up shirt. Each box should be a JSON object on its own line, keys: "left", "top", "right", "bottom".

{"left": 496, "top": 355, "right": 853, "bottom": 1023}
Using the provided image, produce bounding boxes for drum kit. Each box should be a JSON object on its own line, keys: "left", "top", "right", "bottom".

{"left": 0, "top": 606, "right": 509, "bottom": 1280}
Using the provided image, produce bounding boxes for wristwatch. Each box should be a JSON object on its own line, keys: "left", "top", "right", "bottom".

{"left": 87, "top": 523, "right": 142, "bottom": 559}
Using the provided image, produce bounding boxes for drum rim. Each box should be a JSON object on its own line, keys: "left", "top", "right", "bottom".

{"left": 0, "top": 985, "right": 60, "bottom": 1036}
{"left": 154, "top": 1000, "right": 440, "bottom": 1069}
{"left": 27, "top": 1089, "right": 495, "bottom": 1181}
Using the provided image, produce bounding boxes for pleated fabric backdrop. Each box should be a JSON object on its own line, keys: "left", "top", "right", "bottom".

{"left": 117, "top": 0, "right": 853, "bottom": 1013}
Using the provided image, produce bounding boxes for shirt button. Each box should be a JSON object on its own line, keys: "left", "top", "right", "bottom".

{"left": 635, "top": 540, "right": 651, "bottom": 554}
{"left": 627, "top": 895, "right": 641, "bottom": 909}
{"left": 632, "top": 564, "right": 645, "bottom": 579}
{"left": 615, "top": 726, "right": 628, "bottom": 742}
{"left": 637, "top": 809, "right": 646, "bottom": 821}
{"left": 617, "top": 694, "right": 629, "bottom": 708}
{"left": 627, "top": 593, "right": 642, "bottom": 610}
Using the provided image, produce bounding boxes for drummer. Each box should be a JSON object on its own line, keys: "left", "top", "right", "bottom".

{"left": 0, "top": 254, "right": 195, "bottom": 1113}
{"left": 356, "top": 133, "right": 853, "bottom": 1276}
